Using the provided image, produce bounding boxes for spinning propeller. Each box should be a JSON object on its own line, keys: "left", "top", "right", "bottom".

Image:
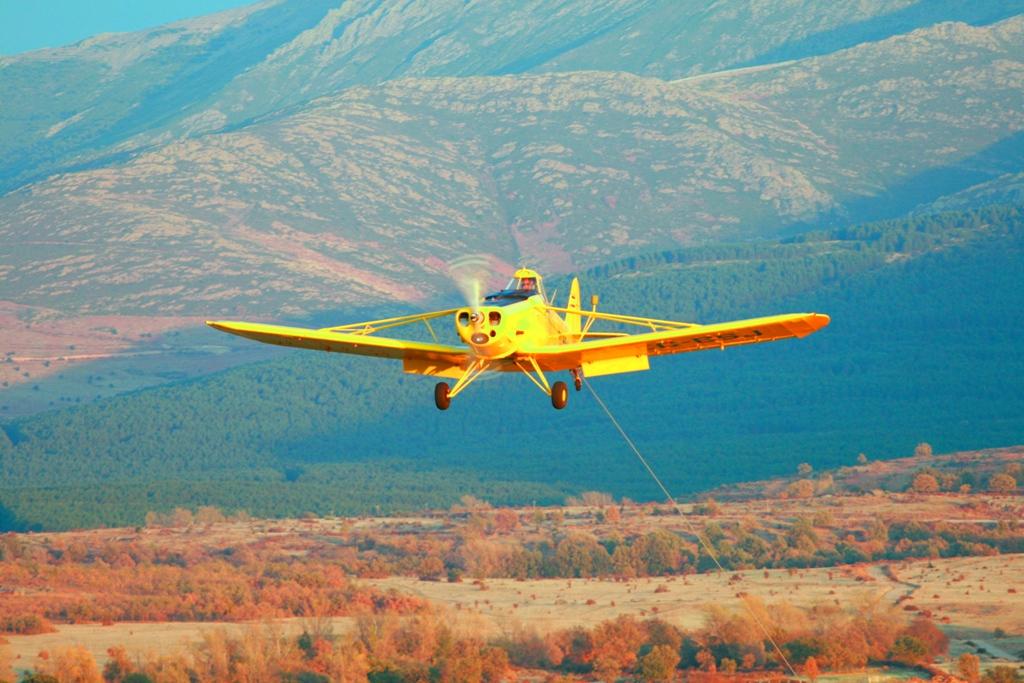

{"left": 446, "top": 254, "right": 495, "bottom": 314}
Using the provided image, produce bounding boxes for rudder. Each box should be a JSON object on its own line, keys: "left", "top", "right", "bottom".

{"left": 566, "top": 277, "right": 581, "bottom": 339}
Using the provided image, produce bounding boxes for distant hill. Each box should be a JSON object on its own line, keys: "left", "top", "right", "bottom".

{"left": 922, "top": 170, "right": 1024, "bottom": 214}
{"left": 5, "top": 0, "right": 1022, "bottom": 194}
{"left": 705, "top": 446, "right": 1023, "bottom": 501}
{"left": 2, "top": 204, "right": 1022, "bottom": 530}
{"left": 2, "top": 17, "right": 1022, "bottom": 317}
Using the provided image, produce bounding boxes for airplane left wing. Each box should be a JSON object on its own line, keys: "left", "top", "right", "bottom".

{"left": 206, "top": 320, "right": 471, "bottom": 378}
{"left": 519, "top": 312, "right": 830, "bottom": 377}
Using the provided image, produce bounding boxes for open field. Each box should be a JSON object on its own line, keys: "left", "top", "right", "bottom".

{"left": 3, "top": 555, "right": 1020, "bottom": 672}
{"left": 3, "top": 621, "right": 331, "bottom": 673}
{"left": 370, "top": 562, "right": 904, "bottom": 635}
{"left": 368, "top": 555, "right": 1024, "bottom": 667}
{"left": 0, "top": 302, "right": 201, "bottom": 386}
{"left": 0, "top": 302, "right": 274, "bottom": 417}
{"left": 1, "top": 457, "right": 1020, "bottom": 677}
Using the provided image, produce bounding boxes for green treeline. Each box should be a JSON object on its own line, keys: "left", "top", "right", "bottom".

{"left": 2, "top": 204, "right": 1023, "bottom": 530}
{"left": 0, "top": 468, "right": 569, "bottom": 531}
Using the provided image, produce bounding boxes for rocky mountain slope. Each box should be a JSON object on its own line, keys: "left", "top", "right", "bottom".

{"left": 7, "top": 0, "right": 1022, "bottom": 193}
{"left": 2, "top": 16, "right": 1022, "bottom": 318}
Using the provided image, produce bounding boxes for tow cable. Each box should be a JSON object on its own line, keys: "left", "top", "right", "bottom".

{"left": 583, "top": 377, "right": 798, "bottom": 678}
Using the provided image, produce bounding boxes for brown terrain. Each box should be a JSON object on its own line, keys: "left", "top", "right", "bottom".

{"left": 370, "top": 555, "right": 1023, "bottom": 636}
{"left": 0, "top": 302, "right": 203, "bottom": 387}
{"left": 711, "top": 449, "right": 1024, "bottom": 502}
{"left": 3, "top": 555, "right": 1021, "bottom": 675}
{"left": 0, "top": 301, "right": 276, "bottom": 417}
{"left": 0, "top": 478, "right": 1020, "bottom": 679}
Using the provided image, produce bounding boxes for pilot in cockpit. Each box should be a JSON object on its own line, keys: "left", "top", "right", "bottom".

{"left": 485, "top": 271, "right": 544, "bottom": 304}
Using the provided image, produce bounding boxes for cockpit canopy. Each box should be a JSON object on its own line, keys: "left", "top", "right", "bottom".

{"left": 483, "top": 268, "right": 545, "bottom": 305}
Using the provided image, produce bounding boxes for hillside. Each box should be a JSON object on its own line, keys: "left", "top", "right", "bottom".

{"left": 5, "top": 0, "right": 1021, "bottom": 194}
{"left": 1, "top": 15, "right": 1023, "bottom": 319}
{"left": 706, "top": 447, "right": 1023, "bottom": 501}
{"left": 2, "top": 204, "right": 1022, "bottom": 530}
{"left": 924, "top": 170, "right": 1024, "bottom": 213}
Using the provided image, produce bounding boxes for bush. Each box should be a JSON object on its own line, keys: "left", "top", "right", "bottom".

{"left": 989, "top": 474, "right": 1017, "bottom": 493}
{"left": 639, "top": 644, "right": 680, "bottom": 682}
{"left": 957, "top": 652, "right": 981, "bottom": 683}
{"left": 982, "top": 665, "right": 1022, "bottom": 683}
{"left": 910, "top": 474, "right": 939, "bottom": 494}
{"left": 0, "top": 615, "right": 55, "bottom": 635}
{"left": 786, "top": 479, "right": 815, "bottom": 499}
{"left": 122, "top": 675, "right": 154, "bottom": 683}
{"left": 889, "top": 635, "right": 927, "bottom": 664}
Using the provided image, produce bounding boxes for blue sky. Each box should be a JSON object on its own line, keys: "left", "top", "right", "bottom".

{"left": 0, "top": 0, "right": 256, "bottom": 55}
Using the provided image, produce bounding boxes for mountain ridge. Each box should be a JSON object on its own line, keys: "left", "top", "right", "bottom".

{"left": 2, "top": 17, "right": 1021, "bottom": 319}
{"left": 4, "top": 1, "right": 1023, "bottom": 195}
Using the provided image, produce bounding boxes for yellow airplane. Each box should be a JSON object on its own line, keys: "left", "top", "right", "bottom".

{"left": 207, "top": 268, "right": 829, "bottom": 410}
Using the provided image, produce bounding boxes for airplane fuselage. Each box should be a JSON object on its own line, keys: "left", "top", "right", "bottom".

{"left": 454, "top": 296, "right": 571, "bottom": 359}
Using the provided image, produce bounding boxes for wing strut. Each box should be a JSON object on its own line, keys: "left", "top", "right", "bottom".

{"left": 322, "top": 308, "right": 460, "bottom": 336}
{"left": 544, "top": 304, "right": 699, "bottom": 333}
{"left": 515, "top": 356, "right": 553, "bottom": 396}
{"left": 448, "top": 358, "right": 491, "bottom": 399}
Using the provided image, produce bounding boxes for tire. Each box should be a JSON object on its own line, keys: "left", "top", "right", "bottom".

{"left": 551, "top": 381, "right": 568, "bottom": 410}
{"left": 434, "top": 382, "right": 451, "bottom": 410}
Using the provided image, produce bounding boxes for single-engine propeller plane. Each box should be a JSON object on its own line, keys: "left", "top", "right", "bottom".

{"left": 207, "top": 268, "right": 829, "bottom": 410}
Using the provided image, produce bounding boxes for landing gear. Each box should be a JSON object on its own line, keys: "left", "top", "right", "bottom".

{"left": 551, "top": 381, "right": 568, "bottom": 410}
{"left": 514, "top": 358, "right": 571, "bottom": 409}
{"left": 434, "top": 382, "right": 451, "bottom": 410}
{"left": 435, "top": 358, "right": 492, "bottom": 410}
{"left": 571, "top": 367, "right": 583, "bottom": 391}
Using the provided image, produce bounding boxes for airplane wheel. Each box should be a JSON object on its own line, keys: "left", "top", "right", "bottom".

{"left": 434, "top": 382, "right": 451, "bottom": 411}
{"left": 574, "top": 376, "right": 582, "bottom": 391}
{"left": 551, "top": 381, "right": 568, "bottom": 410}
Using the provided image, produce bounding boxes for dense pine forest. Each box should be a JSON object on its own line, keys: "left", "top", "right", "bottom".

{"left": 2, "top": 204, "right": 1023, "bottom": 530}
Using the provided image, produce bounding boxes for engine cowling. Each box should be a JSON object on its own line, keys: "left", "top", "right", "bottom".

{"left": 455, "top": 307, "right": 515, "bottom": 358}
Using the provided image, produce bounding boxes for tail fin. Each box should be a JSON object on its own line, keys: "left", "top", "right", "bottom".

{"left": 566, "top": 277, "right": 581, "bottom": 339}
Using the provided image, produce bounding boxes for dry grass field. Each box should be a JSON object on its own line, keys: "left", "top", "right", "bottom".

{"left": 3, "top": 551, "right": 1020, "bottom": 673}
{"left": 367, "top": 555, "right": 1023, "bottom": 665}
{"left": 1, "top": 619, "right": 351, "bottom": 673}
{"left": 368, "top": 563, "right": 890, "bottom": 634}
{"left": 1, "top": 479, "right": 1021, "bottom": 676}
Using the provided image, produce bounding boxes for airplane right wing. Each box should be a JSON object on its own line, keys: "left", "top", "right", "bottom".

{"left": 518, "top": 312, "right": 830, "bottom": 377}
